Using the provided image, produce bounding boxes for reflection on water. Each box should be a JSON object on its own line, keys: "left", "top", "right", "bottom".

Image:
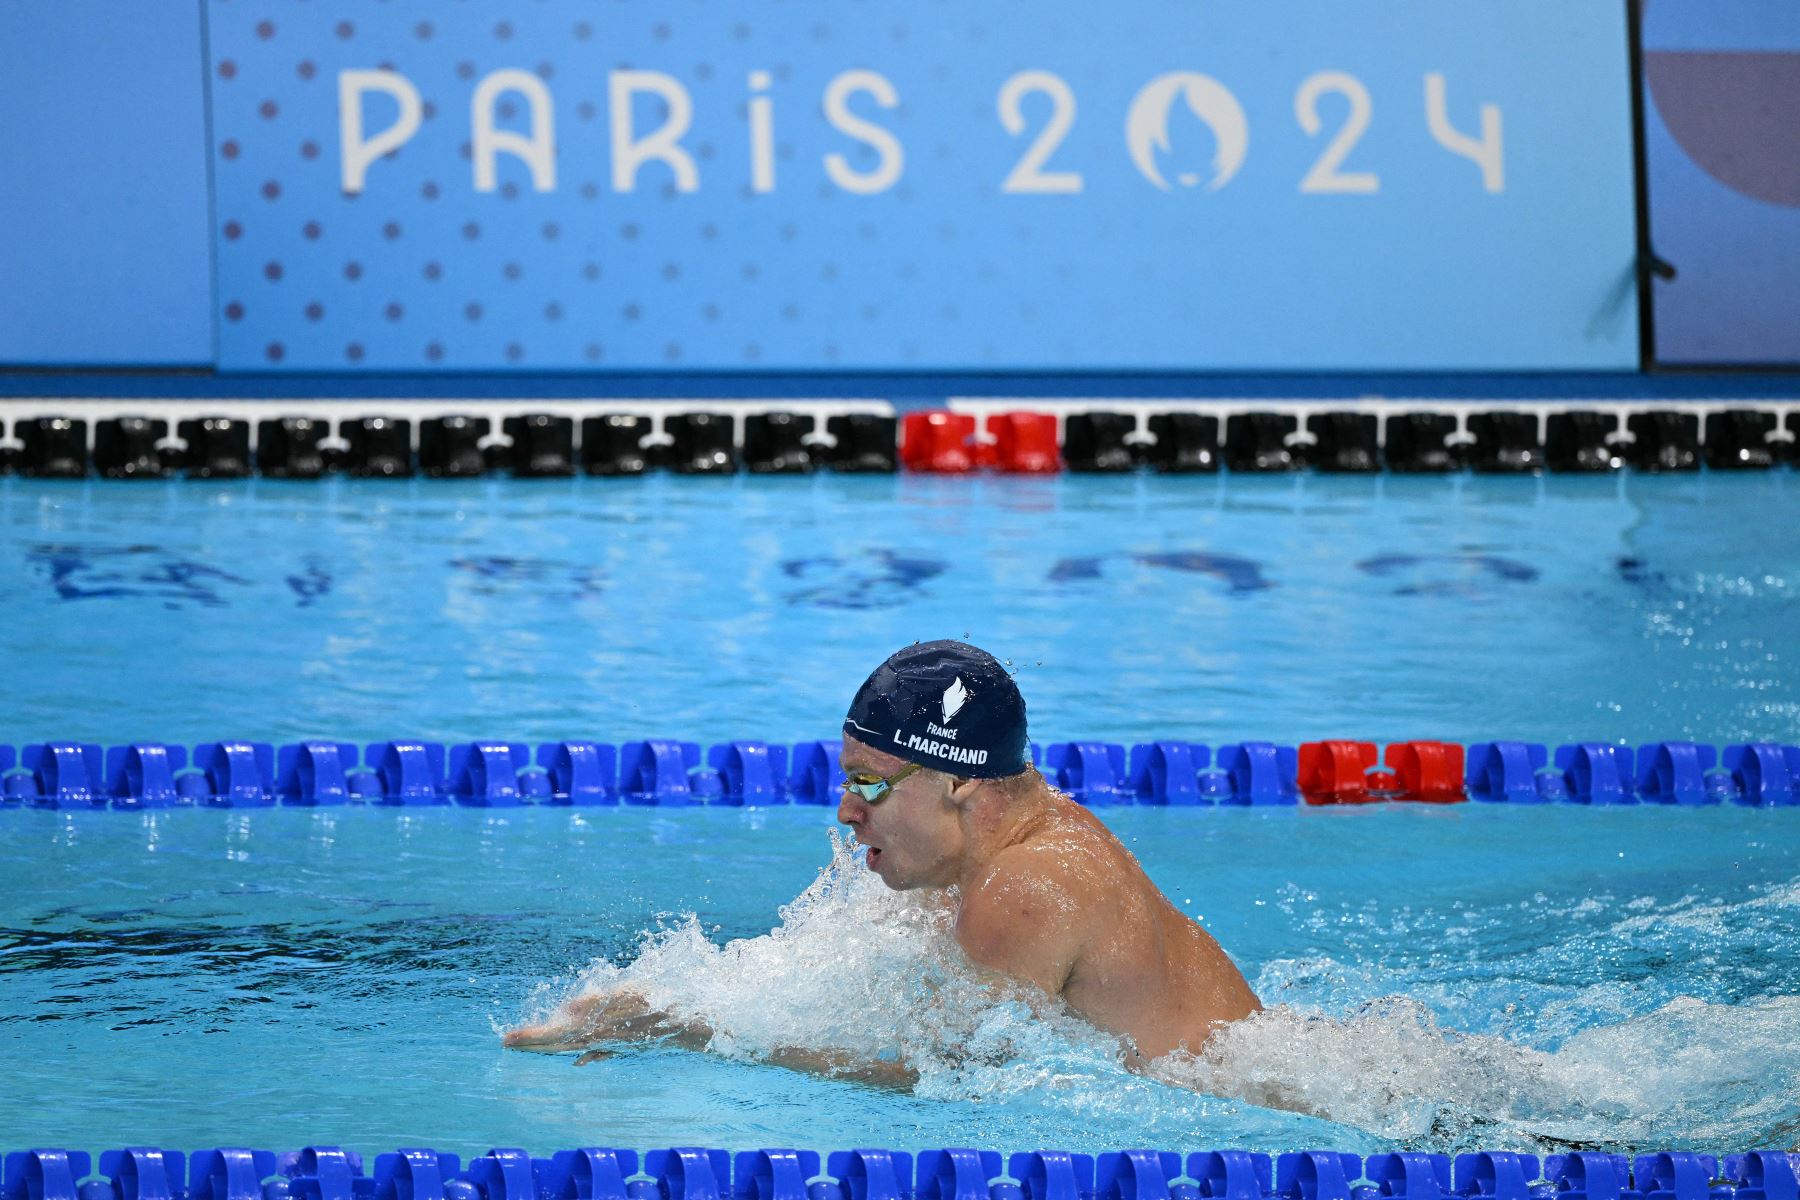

{"left": 2, "top": 472, "right": 1796, "bottom": 746}
{"left": 1047, "top": 551, "right": 1272, "bottom": 593}
{"left": 779, "top": 549, "right": 948, "bottom": 609}
{"left": 25, "top": 542, "right": 254, "bottom": 608}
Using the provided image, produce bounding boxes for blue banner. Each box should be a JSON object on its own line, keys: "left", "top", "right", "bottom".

{"left": 202, "top": 1, "right": 1638, "bottom": 372}
{"left": 1642, "top": 0, "right": 1800, "bottom": 366}
{"left": 0, "top": 2, "right": 213, "bottom": 366}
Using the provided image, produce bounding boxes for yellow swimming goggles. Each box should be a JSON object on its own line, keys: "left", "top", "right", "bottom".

{"left": 839, "top": 761, "right": 923, "bottom": 804}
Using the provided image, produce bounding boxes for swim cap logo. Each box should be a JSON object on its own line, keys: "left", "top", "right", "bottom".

{"left": 941, "top": 677, "right": 970, "bottom": 725}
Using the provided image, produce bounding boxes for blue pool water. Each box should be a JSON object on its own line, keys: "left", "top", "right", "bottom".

{"left": 3, "top": 472, "right": 1797, "bottom": 746}
{"left": 4, "top": 807, "right": 1798, "bottom": 1157}
{"left": 3, "top": 472, "right": 1798, "bottom": 1156}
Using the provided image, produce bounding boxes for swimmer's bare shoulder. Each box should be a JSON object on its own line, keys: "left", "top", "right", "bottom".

{"left": 958, "top": 797, "right": 1261, "bottom": 1062}
{"left": 955, "top": 838, "right": 1093, "bottom": 997}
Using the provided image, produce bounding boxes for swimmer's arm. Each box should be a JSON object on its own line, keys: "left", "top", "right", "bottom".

{"left": 503, "top": 991, "right": 917, "bottom": 1089}
{"left": 503, "top": 988, "right": 711, "bottom": 1053}
{"left": 581, "top": 1041, "right": 917, "bottom": 1091}
{"left": 747, "top": 1045, "right": 920, "bottom": 1090}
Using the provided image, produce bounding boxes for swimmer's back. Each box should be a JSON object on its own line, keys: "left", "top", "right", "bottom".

{"left": 956, "top": 790, "right": 1261, "bottom": 1063}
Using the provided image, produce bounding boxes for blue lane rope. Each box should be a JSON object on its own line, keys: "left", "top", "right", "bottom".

{"left": 2, "top": 1146, "right": 1795, "bottom": 1200}
{"left": 2, "top": 738, "right": 1797, "bottom": 809}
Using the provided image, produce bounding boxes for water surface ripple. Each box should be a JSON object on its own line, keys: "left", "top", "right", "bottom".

{"left": 3, "top": 807, "right": 1796, "bottom": 1154}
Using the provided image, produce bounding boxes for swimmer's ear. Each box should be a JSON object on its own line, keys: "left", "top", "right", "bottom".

{"left": 947, "top": 775, "right": 981, "bottom": 806}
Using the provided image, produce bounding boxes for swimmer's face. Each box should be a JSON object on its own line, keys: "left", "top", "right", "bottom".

{"left": 837, "top": 737, "right": 966, "bottom": 890}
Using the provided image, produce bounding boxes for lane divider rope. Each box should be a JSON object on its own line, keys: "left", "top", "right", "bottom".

{"left": 3, "top": 738, "right": 1796, "bottom": 808}
{"left": 0, "top": 1146, "right": 1790, "bottom": 1200}
{"left": 2, "top": 403, "right": 1796, "bottom": 477}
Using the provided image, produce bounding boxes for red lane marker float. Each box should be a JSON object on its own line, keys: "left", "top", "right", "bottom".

{"left": 900, "top": 410, "right": 977, "bottom": 473}
{"left": 1387, "top": 740, "right": 1466, "bottom": 803}
{"left": 1300, "top": 740, "right": 1468, "bottom": 803}
{"left": 1298, "top": 740, "right": 1378, "bottom": 804}
{"left": 991, "top": 411, "right": 1062, "bottom": 474}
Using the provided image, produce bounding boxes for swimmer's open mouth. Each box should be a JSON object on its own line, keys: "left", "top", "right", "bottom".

{"left": 865, "top": 846, "right": 883, "bottom": 868}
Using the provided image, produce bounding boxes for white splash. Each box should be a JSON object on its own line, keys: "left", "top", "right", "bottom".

{"left": 528, "top": 830, "right": 1129, "bottom": 1095}
{"left": 1162, "top": 992, "right": 1800, "bottom": 1150}
{"left": 523, "top": 832, "right": 1800, "bottom": 1151}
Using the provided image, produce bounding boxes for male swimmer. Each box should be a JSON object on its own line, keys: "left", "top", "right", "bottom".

{"left": 504, "top": 640, "right": 1261, "bottom": 1084}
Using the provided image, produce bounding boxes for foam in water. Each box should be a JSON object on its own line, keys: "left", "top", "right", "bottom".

{"left": 522, "top": 831, "right": 1800, "bottom": 1152}
{"left": 1159, "top": 993, "right": 1800, "bottom": 1150}
{"left": 527, "top": 831, "right": 1126, "bottom": 1091}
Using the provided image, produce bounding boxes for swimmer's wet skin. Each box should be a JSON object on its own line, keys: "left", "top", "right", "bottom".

{"left": 503, "top": 640, "right": 1260, "bottom": 1085}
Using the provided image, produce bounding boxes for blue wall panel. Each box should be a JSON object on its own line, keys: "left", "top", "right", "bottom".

{"left": 0, "top": 2, "right": 215, "bottom": 366}
{"left": 1642, "top": 0, "right": 1800, "bottom": 366}
{"left": 203, "top": 0, "right": 1639, "bottom": 374}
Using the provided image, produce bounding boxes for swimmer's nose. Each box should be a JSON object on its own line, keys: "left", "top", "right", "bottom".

{"left": 837, "top": 790, "right": 866, "bottom": 827}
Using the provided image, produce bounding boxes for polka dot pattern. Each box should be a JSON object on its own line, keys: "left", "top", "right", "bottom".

{"left": 203, "top": 0, "right": 1184, "bottom": 370}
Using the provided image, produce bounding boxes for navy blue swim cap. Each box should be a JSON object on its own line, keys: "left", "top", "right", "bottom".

{"left": 843, "top": 640, "right": 1030, "bottom": 779}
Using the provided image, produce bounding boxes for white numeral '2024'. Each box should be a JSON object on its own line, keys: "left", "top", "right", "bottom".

{"left": 996, "top": 69, "right": 1503, "bottom": 195}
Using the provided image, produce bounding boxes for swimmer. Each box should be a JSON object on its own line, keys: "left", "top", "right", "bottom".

{"left": 503, "top": 640, "right": 1260, "bottom": 1085}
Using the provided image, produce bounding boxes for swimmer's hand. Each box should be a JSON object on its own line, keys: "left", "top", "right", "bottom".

{"left": 501, "top": 988, "right": 712, "bottom": 1055}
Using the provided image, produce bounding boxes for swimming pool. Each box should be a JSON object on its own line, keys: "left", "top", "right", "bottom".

{"left": 4, "top": 470, "right": 1796, "bottom": 745}
{"left": 6, "top": 805, "right": 1798, "bottom": 1157}
{"left": 3, "top": 471, "right": 1798, "bottom": 1158}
